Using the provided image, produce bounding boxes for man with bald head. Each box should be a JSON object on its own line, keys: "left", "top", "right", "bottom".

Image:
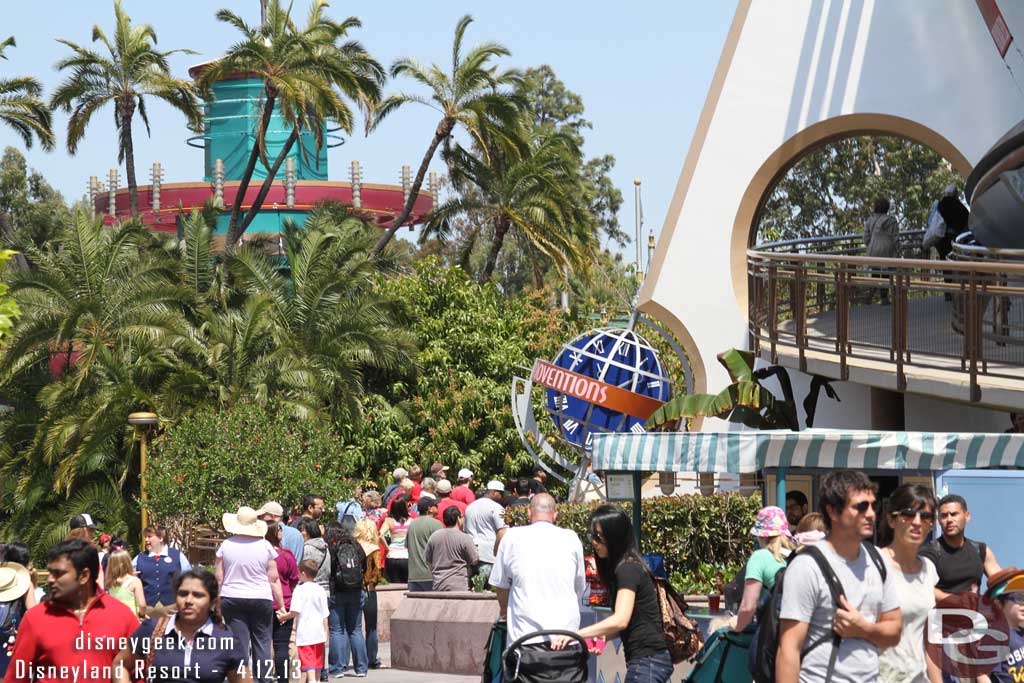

{"left": 488, "top": 493, "right": 586, "bottom": 643}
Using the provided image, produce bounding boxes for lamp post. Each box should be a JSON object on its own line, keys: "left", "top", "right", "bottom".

{"left": 128, "top": 412, "right": 158, "bottom": 539}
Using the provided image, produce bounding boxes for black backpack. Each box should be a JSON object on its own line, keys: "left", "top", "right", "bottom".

{"left": 332, "top": 542, "right": 365, "bottom": 592}
{"left": 749, "top": 542, "right": 887, "bottom": 683}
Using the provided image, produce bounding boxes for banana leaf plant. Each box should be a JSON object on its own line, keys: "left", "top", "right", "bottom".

{"left": 645, "top": 349, "right": 806, "bottom": 431}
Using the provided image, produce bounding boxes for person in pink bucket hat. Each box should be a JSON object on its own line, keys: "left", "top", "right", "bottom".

{"left": 729, "top": 505, "right": 796, "bottom": 632}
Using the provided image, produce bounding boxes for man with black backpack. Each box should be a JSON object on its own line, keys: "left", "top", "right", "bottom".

{"left": 774, "top": 471, "right": 901, "bottom": 683}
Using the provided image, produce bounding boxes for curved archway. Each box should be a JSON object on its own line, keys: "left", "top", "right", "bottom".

{"left": 636, "top": 298, "right": 708, "bottom": 424}
{"left": 728, "top": 113, "right": 972, "bottom": 312}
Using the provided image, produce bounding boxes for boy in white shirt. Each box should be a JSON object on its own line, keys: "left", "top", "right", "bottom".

{"left": 282, "top": 559, "right": 330, "bottom": 682}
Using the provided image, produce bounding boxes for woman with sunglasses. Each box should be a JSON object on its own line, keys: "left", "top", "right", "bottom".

{"left": 879, "top": 484, "right": 942, "bottom": 683}
{"left": 552, "top": 505, "right": 672, "bottom": 683}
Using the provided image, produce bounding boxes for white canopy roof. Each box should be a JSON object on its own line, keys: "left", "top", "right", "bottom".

{"left": 590, "top": 430, "right": 1024, "bottom": 473}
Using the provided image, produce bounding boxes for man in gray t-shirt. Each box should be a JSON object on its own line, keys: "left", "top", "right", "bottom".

{"left": 777, "top": 471, "right": 902, "bottom": 683}
{"left": 424, "top": 506, "right": 479, "bottom": 592}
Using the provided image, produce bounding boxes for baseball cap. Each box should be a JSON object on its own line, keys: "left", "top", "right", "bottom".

{"left": 70, "top": 513, "right": 98, "bottom": 530}
{"left": 256, "top": 501, "right": 285, "bottom": 517}
{"left": 457, "top": 468, "right": 473, "bottom": 480}
{"left": 486, "top": 480, "right": 505, "bottom": 492}
{"left": 429, "top": 462, "right": 449, "bottom": 475}
{"left": 436, "top": 479, "right": 453, "bottom": 494}
{"left": 392, "top": 467, "right": 409, "bottom": 479}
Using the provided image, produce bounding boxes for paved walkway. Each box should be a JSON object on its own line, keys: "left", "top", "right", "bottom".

{"left": 333, "top": 642, "right": 479, "bottom": 682}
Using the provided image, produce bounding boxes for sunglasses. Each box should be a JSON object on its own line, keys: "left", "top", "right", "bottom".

{"left": 589, "top": 531, "right": 606, "bottom": 544}
{"left": 851, "top": 501, "right": 872, "bottom": 514}
{"left": 1005, "top": 593, "right": 1024, "bottom": 604}
{"left": 893, "top": 508, "right": 935, "bottom": 522}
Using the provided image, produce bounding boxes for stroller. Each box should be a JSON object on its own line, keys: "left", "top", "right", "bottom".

{"left": 683, "top": 627, "right": 754, "bottom": 683}
{"left": 502, "top": 630, "right": 589, "bottom": 683}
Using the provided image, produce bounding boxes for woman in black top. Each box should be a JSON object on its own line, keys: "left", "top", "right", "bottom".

{"left": 552, "top": 505, "right": 671, "bottom": 683}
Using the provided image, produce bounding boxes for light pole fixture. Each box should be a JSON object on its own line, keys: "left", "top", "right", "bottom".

{"left": 633, "top": 179, "right": 643, "bottom": 282}
{"left": 128, "top": 412, "right": 158, "bottom": 540}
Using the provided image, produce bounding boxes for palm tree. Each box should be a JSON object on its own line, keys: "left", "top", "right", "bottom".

{"left": 428, "top": 133, "right": 596, "bottom": 283}
{"left": 0, "top": 36, "right": 55, "bottom": 151}
{"left": 369, "top": 14, "right": 524, "bottom": 258}
{"left": 51, "top": 0, "right": 200, "bottom": 217}
{"left": 228, "top": 209, "right": 416, "bottom": 420}
{"left": 202, "top": 0, "right": 384, "bottom": 248}
{"left": 0, "top": 210, "right": 189, "bottom": 557}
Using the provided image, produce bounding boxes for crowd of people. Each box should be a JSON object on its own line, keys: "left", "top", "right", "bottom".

{"left": 0, "top": 461, "right": 553, "bottom": 682}
{"left": 0, "top": 463, "right": 1021, "bottom": 683}
{"left": 735, "top": 473, "right": 1017, "bottom": 683}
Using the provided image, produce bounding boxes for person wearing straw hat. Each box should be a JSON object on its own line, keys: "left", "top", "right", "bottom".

{"left": 729, "top": 505, "right": 796, "bottom": 632}
{"left": 0, "top": 562, "right": 33, "bottom": 677}
{"left": 215, "top": 506, "right": 285, "bottom": 683}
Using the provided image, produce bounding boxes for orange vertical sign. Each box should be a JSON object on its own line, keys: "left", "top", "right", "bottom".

{"left": 977, "top": 0, "right": 1013, "bottom": 58}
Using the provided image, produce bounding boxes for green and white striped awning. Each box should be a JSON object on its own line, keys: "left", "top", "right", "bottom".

{"left": 590, "top": 430, "right": 1024, "bottom": 473}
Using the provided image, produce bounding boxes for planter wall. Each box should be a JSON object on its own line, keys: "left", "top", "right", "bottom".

{"left": 389, "top": 591, "right": 499, "bottom": 675}
{"left": 375, "top": 583, "right": 407, "bottom": 643}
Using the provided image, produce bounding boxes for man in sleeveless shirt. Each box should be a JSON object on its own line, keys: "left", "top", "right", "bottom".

{"left": 919, "top": 494, "right": 1001, "bottom": 602}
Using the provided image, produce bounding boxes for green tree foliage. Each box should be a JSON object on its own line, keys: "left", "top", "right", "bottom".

{"left": 0, "top": 207, "right": 414, "bottom": 550}
{"left": 0, "top": 37, "right": 55, "bottom": 151}
{"left": 51, "top": 1, "right": 200, "bottom": 217}
{"left": 147, "top": 399, "right": 356, "bottom": 550}
{"left": 757, "top": 135, "right": 962, "bottom": 244}
{"left": 421, "top": 65, "right": 623, "bottom": 297}
{"left": 0, "top": 249, "right": 20, "bottom": 341}
{"left": 343, "top": 258, "right": 575, "bottom": 483}
{"left": 370, "top": 14, "right": 524, "bottom": 257}
{"left": 0, "top": 147, "right": 70, "bottom": 253}
{"left": 519, "top": 66, "right": 624, "bottom": 246}
{"left": 430, "top": 133, "right": 597, "bottom": 283}
{"left": 202, "top": 0, "right": 384, "bottom": 245}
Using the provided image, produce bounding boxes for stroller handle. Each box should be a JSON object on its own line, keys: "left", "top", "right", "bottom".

{"left": 503, "top": 629, "right": 589, "bottom": 654}
{"left": 502, "top": 629, "right": 591, "bottom": 682}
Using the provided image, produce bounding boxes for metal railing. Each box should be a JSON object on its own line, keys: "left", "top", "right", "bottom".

{"left": 755, "top": 229, "right": 925, "bottom": 257}
{"left": 748, "top": 232, "right": 1024, "bottom": 401}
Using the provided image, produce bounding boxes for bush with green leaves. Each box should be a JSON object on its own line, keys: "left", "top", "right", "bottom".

{"left": 344, "top": 259, "right": 578, "bottom": 485}
{"left": 147, "top": 400, "right": 356, "bottom": 552}
{"left": 505, "top": 493, "right": 760, "bottom": 593}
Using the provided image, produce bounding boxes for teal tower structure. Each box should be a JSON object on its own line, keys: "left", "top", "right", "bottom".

{"left": 94, "top": 66, "right": 434, "bottom": 242}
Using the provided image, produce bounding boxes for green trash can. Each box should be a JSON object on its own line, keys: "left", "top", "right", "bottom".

{"left": 482, "top": 618, "right": 507, "bottom": 683}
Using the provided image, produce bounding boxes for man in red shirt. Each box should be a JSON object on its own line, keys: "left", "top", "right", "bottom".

{"left": 435, "top": 479, "right": 467, "bottom": 518}
{"left": 451, "top": 468, "right": 477, "bottom": 507}
{"left": 6, "top": 538, "right": 139, "bottom": 683}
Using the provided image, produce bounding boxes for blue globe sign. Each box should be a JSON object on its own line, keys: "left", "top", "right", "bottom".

{"left": 531, "top": 327, "right": 672, "bottom": 451}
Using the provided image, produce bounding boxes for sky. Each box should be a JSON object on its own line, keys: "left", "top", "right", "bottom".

{"left": 1, "top": 1, "right": 736, "bottom": 255}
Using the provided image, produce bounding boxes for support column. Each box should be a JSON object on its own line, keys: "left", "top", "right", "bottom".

{"left": 350, "top": 160, "right": 362, "bottom": 209}
{"left": 869, "top": 387, "right": 906, "bottom": 430}
{"left": 107, "top": 168, "right": 119, "bottom": 217}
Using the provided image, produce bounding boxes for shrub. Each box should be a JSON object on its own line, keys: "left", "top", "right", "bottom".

{"left": 147, "top": 400, "right": 356, "bottom": 552}
{"left": 504, "top": 493, "right": 760, "bottom": 593}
